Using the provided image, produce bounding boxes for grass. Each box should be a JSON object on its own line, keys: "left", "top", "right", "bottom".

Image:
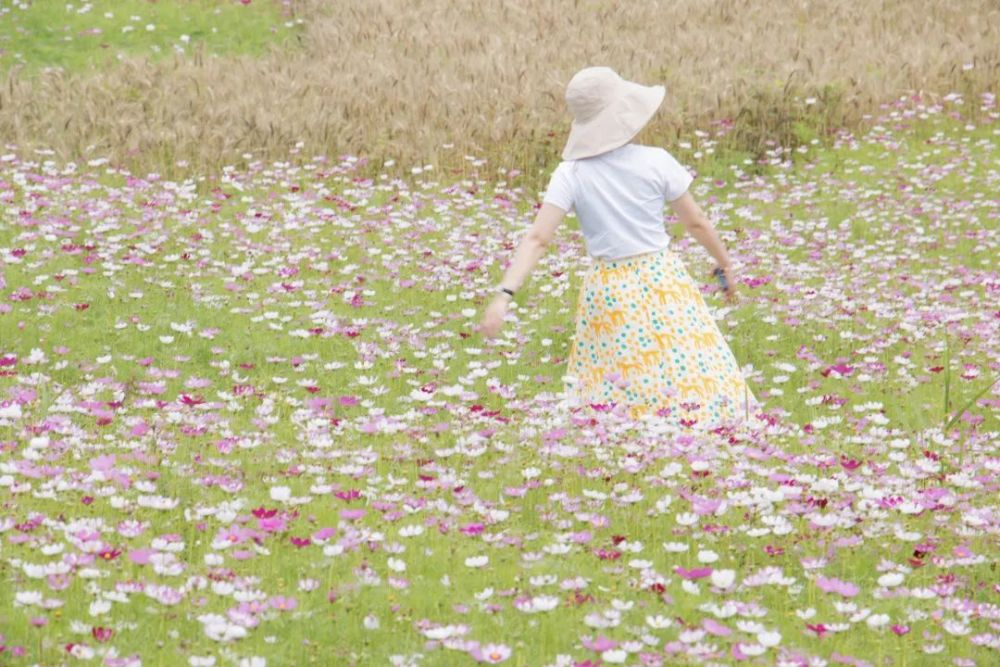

{"left": 0, "top": 0, "right": 301, "bottom": 74}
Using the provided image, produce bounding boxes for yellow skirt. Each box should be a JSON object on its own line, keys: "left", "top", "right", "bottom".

{"left": 563, "top": 246, "right": 760, "bottom": 427}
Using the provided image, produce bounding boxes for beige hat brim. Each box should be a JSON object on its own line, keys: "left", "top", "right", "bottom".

{"left": 562, "top": 80, "right": 665, "bottom": 161}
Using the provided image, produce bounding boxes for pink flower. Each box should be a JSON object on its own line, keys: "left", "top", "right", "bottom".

{"left": 312, "top": 527, "right": 336, "bottom": 541}
{"left": 128, "top": 549, "right": 155, "bottom": 565}
{"left": 702, "top": 618, "right": 732, "bottom": 636}
{"left": 471, "top": 643, "right": 511, "bottom": 663}
{"left": 269, "top": 595, "right": 297, "bottom": 611}
{"left": 581, "top": 635, "right": 617, "bottom": 651}
{"left": 816, "top": 575, "right": 859, "bottom": 598}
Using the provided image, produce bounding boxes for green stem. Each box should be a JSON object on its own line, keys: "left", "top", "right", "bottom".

{"left": 942, "top": 331, "right": 951, "bottom": 421}
{"left": 943, "top": 375, "right": 1000, "bottom": 432}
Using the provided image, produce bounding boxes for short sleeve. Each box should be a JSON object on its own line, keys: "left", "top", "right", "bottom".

{"left": 542, "top": 162, "right": 575, "bottom": 213}
{"left": 660, "top": 149, "right": 694, "bottom": 202}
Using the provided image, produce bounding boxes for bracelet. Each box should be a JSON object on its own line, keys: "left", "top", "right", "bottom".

{"left": 499, "top": 286, "right": 515, "bottom": 298}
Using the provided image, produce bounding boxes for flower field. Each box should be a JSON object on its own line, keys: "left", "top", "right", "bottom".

{"left": 0, "top": 89, "right": 997, "bottom": 667}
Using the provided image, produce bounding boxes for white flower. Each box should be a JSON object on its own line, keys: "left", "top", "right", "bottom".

{"left": 646, "top": 615, "right": 673, "bottom": 629}
{"left": 943, "top": 619, "right": 970, "bottom": 636}
{"left": 269, "top": 486, "right": 291, "bottom": 502}
{"left": 399, "top": 525, "right": 424, "bottom": 537}
{"left": 849, "top": 609, "right": 871, "bottom": 624}
{"left": 26, "top": 348, "right": 47, "bottom": 364}
{"left": 89, "top": 599, "right": 112, "bottom": 616}
{"left": 710, "top": 569, "right": 736, "bottom": 589}
{"left": 740, "top": 643, "right": 766, "bottom": 656}
{"left": 0, "top": 402, "right": 22, "bottom": 419}
{"left": 514, "top": 595, "right": 559, "bottom": 614}
{"left": 678, "top": 628, "right": 705, "bottom": 643}
{"left": 14, "top": 591, "right": 43, "bottom": 606}
{"left": 681, "top": 580, "right": 700, "bottom": 595}
{"left": 69, "top": 644, "right": 95, "bottom": 659}
{"left": 529, "top": 595, "right": 560, "bottom": 612}
{"left": 877, "top": 572, "right": 904, "bottom": 587}
{"left": 465, "top": 555, "right": 488, "bottom": 568}
{"left": 200, "top": 615, "right": 248, "bottom": 642}
{"left": 654, "top": 495, "right": 673, "bottom": 513}
{"left": 423, "top": 624, "right": 463, "bottom": 640}
{"left": 757, "top": 630, "right": 781, "bottom": 647}
{"left": 363, "top": 613, "right": 380, "bottom": 630}
{"left": 211, "top": 581, "right": 234, "bottom": 596}
{"left": 600, "top": 649, "right": 627, "bottom": 663}
{"left": 238, "top": 658, "right": 266, "bottom": 667}
{"left": 711, "top": 601, "right": 738, "bottom": 618}
{"left": 697, "top": 549, "right": 719, "bottom": 563}
{"left": 675, "top": 512, "right": 699, "bottom": 526}
{"left": 866, "top": 614, "right": 890, "bottom": 628}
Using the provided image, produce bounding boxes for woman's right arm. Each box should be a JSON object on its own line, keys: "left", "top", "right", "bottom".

{"left": 667, "top": 192, "right": 737, "bottom": 303}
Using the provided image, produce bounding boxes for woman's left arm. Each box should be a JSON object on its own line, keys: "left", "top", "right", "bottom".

{"left": 477, "top": 203, "right": 567, "bottom": 339}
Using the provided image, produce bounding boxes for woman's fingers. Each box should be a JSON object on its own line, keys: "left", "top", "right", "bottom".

{"left": 478, "top": 316, "right": 500, "bottom": 338}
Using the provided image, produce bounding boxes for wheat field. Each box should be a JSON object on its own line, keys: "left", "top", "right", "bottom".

{"left": 2, "top": 0, "right": 999, "bottom": 178}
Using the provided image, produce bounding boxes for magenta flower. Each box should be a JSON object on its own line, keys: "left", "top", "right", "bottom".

{"left": 460, "top": 522, "right": 485, "bottom": 536}
{"left": 258, "top": 516, "right": 287, "bottom": 533}
{"left": 674, "top": 566, "right": 713, "bottom": 580}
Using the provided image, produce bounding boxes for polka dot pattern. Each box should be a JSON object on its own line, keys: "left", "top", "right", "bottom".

{"left": 564, "top": 247, "right": 759, "bottom": 426}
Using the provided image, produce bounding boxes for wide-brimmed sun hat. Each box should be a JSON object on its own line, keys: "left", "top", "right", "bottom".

{"left": 561, "top": 66, "right": 666, "bottom": 161}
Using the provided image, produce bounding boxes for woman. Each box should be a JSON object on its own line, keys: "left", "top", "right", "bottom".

{"left": 477, "top": 66, "right": 760, "bottom": 427}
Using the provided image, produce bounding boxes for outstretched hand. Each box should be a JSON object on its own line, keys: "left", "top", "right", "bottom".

{"left": 477, "top": 294, "right": 510, "bottom": 339}
{"left": 715, "top": 265, "right": 737, "bottom": 305}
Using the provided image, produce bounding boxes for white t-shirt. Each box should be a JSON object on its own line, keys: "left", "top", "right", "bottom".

{"left": 541, "top": 143, "right": 694, "bottom": 260}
